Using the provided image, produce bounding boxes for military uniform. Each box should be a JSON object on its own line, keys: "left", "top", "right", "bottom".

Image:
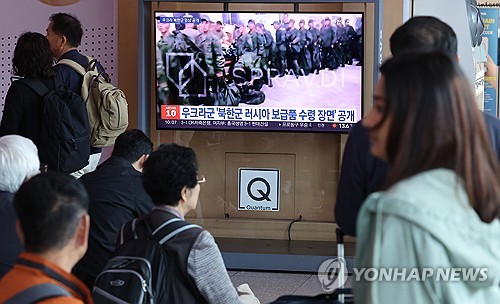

{"left": 272, "top": 28, "right": 287, "bottom": 77}
{"left": 308, "top": 26, "right": 321, "bottom": 73}
{"left": 298, "top": 27, "right": 313, "bottom": 75}
{"left": 156, "top": 35, "right": 175, "bottom": 106}
{"left": 343, "top": 24, "right": 357, "bottom": 65}
{"left": 319, "top": 24, "right": 337, "bottom": 70}
{"left": 234, "top": 31, "right": 253, "bottom": 56}
{"left": 285, "top": 27, "right": 300, "bottom": 77}
{"left": 195, "top": 31, "right": 225, "bottom": 105}
{"left": 195, "top": 32, "right": 225, "bottom": 77}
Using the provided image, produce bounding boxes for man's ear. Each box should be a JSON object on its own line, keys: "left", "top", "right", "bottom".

{"left": 133, "top": 154, "right": 149, "bottom": 172}
{"left": 15, "top": 221, "right": 25, "bottom": 244}
{"left": 75, "top": 214, "right": 90, "bottom": 251}
{"left": 60, "top": 35, "right": 68, "bottom": 47}
{"left": 180, "top": 186, "right": 189, "bottom": 203}
{"left": 138, "top": 154, "right": 148, "bottom": 170}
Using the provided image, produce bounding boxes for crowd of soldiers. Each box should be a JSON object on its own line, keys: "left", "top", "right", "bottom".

{"left": 231, "top": 14, "right": 363, "bottom": 83}
{"left": 155, "top": 14, "right": 363, "bottom": 108}
{"left": 156, "top": 15, "right": 226, "bottom": 106}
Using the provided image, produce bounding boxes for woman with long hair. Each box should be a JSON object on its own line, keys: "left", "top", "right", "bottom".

{"left": 0, "top": 32, "right": 54, "bottom": 146}
{"left": 354, "top": 51, "right": 500, "bottom": 303}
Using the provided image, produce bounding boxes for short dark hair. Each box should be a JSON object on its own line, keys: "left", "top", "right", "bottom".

{"left": 14, "top": 172, "right": 89, "bottom": 253}
{"left": 12, "top": 32, "right": 53, "bottom": 78}
{"left": 142, "top": 144, "right": 198, "bottom": 206}
{"left": 112, "top": 129, "right": 153, "bottom": 163}
{"left": 216, "top": 21, "right": 223, "bottom": 25}
{"left": 390, "top": 16, "right": 458, "bottom": 58}
{"left": 379, "top": 51, "right": 500, "bottom": 222}
{"left": 49, "top": 13, "right": 83, "bottom": 48}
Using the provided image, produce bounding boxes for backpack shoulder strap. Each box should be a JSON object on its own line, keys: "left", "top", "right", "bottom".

{"left": 117, "top": 217, "right": 140, "bottom": 246}
{"left": 148, "top": 213, "right": 202, "bottom": 246}
{"left": 4, "top": 283, "right": 71, "bottom": 304}
{"left": 57, "top": 58, "right": 87, "bottom": 76}
{"left": 16, "top": 258, "right": 88, "bottom": 301}
{"left": 18, "top": 78, "right": 50, "bottom": 97}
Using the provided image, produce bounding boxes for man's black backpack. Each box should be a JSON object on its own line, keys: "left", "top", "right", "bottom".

{"left": 21, "top": 77, "right": 90, "bottom": 172}
{"left": 92, "top": 214, "right": 206, "bottom": 304}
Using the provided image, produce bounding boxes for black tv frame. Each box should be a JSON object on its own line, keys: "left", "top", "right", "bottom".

{"left": 153, "top": 10, "right": 365, "bottom": 133}
{"left": 138, "top": 0, "right": 384, "bottom": 136}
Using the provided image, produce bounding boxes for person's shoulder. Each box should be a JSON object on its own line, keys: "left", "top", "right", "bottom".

{"left": 345, "top": 121, "right": 370, "bottom": 147}
{"left": 483, "top": 112, "right": 500, "bottom": 133}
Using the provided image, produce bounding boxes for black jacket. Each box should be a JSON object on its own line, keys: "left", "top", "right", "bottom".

{"left": 335, "top": 113, "right": 500, "bottom": 237}
{"left": 0, "top": 78, "right": 55, "bottom": 147}
{"left": 73, "top": 156, "right": 154, "bottom": 288}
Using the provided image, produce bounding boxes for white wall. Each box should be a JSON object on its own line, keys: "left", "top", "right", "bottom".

{"left": 0, "top": 0, "right": 118, "bottom": 121}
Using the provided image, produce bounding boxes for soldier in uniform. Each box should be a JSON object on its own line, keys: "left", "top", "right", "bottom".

{"left": 256, "top": 23, "right": 274, "bottom": 86}
{"left": 196, "top": 17, "right": 225, "bottom": 105}
{"left": 156, "top": 15, "right": 172, "bottom": 107}
{"left": 319, "top": 17, "right": 337, "bottom": 70}
{"left": 234, "top": 22, "right": 252, "bottom": 56}
{"left": 334, "top": 16, "right": 346, "bottom": 67}
{"left": 247, "top": 19, "right": 265, "bottom": 57}
{"left": 343, "top": 18, "right": 357, "bottom": 65}
{"left": 272, "top": 21, "right": 287, "bottom": 77}
{"left": 307, "top": 19, "right": 320, "bottom": 74}
{"left": 298, "top": 19, "right": 312, "bottom": 75}
{"left": 285, "top": 19, "right": 300, "bottom": 78}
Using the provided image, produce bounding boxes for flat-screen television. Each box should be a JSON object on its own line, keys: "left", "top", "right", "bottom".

{"left": 154, "top": 11, "right": 363, "bottom": 133}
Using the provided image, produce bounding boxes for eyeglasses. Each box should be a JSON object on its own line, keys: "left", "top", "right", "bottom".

{"left": 197, "top": 175, "right": 206, "bottom": 184}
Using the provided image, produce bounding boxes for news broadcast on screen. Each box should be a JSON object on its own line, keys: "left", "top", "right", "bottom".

{"left": 154, "top": 12, "right": 363, "bottom": 133}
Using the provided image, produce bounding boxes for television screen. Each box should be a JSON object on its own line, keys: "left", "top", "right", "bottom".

{"left": 154, "top": 12, "right": 363, "bottom": 132}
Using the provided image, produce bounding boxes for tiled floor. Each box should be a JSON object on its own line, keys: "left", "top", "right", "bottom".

{"left": 229, "top": 270, "right": 349, "bottom": 304}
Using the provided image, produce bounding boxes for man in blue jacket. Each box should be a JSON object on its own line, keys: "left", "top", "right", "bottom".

{"left": 45, "top": 12, "right": 106, "bottom": 177}
{"left": 335, "top": 16, "right": 500, "bottom": 236}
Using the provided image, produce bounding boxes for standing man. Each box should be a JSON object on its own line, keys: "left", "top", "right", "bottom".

{"left": 333, "top": 16, "right": 346, "bottom": 67}
{"left": 72, "top": 129, "right": 154, "bottom": 289}
{"left": 319, "top": 17, "right": 336, "bottom": 70}
{"left": 285, "top": 19, "right": 300, "bottom": 77}
{"left": 272, "top": 21, "right": 287, "bottom": 77}
{"left": 343, "top": 19, "right": 356, "bottom": 65}
{"left": 0, "top": 173, "right": 92, "bottom": 303}
{"left": 196, "top": 17, "right": 225, "bottom": 105}
{"left": 46, "top": 13, "right": 105, "bottom": 176}
{"left": 255, "top": 23, "right": 274, "bottom": 86}
{"left": 156, "top": 15, "right": 172, "bottom": 109}
{"left": 297, "top": 19, "right": 312, "bottom": 75}
{"left": 308, "top": 19, "right": 321, "bottom": 74}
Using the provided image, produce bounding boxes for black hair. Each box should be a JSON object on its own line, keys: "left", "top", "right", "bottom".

{"left": 112, "top": 129, "right": 153, "bottom": 163}
{"left": 14, "top": 172, "right": 89, "bottom": 253}
{"left": 49, "top": 13, "right": 83, "bottom": 48}
{"left": 390, "top": 16, "right": 458, "bottom": 58}
{"left": 142, "top": 143, "right": 198, "bottom": 206}
{"left": 12, "top": 32, "right": 54, "bottom": 78}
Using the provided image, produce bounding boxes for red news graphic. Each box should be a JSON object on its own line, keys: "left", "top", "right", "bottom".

{"left": 161, "top": 105, "right": 181, "bottom": 120}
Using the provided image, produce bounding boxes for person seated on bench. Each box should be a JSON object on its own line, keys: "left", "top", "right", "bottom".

{"left": 0, "top": 172, "right": 92, "bottom": 303}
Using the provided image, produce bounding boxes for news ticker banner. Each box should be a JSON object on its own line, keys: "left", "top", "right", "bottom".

{"left": 479, "top": 1, "right": 500, "bottom": 116}
{"left": 159, "top": 105, "right": 357, "bottom": 132}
